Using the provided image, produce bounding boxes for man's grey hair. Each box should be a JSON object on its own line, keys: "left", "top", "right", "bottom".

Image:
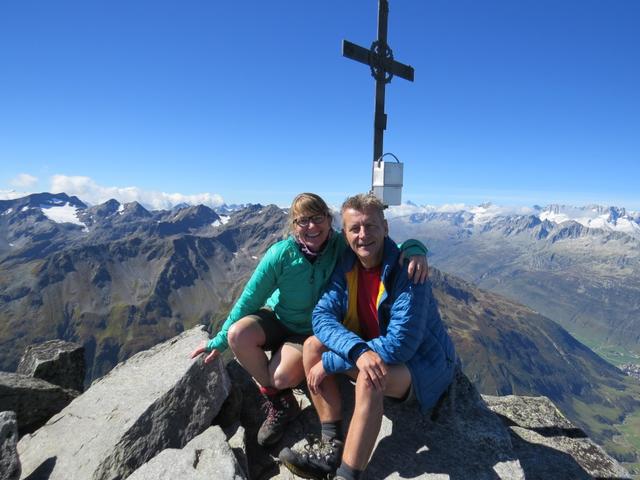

{"left": 340, "top": 193, "right": 385, "bottom": 222}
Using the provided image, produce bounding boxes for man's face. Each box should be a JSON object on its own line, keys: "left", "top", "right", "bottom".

{"left": 342, "top": 206, "right": 388, "bottom": 268}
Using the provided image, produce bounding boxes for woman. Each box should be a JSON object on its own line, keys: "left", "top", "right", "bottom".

{"left": 190, "top": 193, "right": 427, "bottom": 446}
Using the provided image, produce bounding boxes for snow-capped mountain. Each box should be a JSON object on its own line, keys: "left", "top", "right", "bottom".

{"left": 387, "top": 202, "right": 640, "bottom": 237}
{"left": 538, "top": 204, "right": 640, "bottom": 235}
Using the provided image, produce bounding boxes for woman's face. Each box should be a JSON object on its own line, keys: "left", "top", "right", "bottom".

{"left": 293, "top": 210, "right": 330, "bottom": 252}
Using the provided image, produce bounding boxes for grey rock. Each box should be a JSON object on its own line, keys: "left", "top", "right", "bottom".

{"left": 126, "top": 425, "right": 245, "bottom": 480}
{"left": 17, "top": 339, "right": 85, "bottom": 392}
{"left": 365, "top": 370, "right": 519, "bottom": 480}
{"left": 0, "top": 411, "right": 20, "bottom": 480}
{"left": 225, "top": 423, "right": 249, "bottom": 479}
{"left": 485, "top": 395, "right": 632, "bottom": 480}
{"left": 17, "top": 326, "right": 231, "bottom": 480}
{"left": 0, "top": 373, "right": 78, "bottom": 435}
{"left": 214, "top": 382, "right": 244, "bottom": 428}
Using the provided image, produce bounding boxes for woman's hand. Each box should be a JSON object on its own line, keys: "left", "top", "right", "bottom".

{"left": 307, "top": 361, "right": 327, "bottom": 395}
{"left": 402, "top": 254, "right": 428, "bottom": 284}
{"left": 190, "top": 341, "right": 220, "bottom": 364}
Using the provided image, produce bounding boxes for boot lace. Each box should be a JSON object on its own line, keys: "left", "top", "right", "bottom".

{"left": 261, "top": 399, "right": 284, "bottom": 426}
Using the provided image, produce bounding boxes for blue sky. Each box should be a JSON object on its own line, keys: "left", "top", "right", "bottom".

{"left": 1, "top": 0, "right": 639, "bottom": 210}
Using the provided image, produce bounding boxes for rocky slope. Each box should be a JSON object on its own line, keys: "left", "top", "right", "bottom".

{"left": 0, "top": 194, "right": 288, "bottom": 381}
{"left": 430, "top": 268, "right": 640, "bottom": 470}
{"left": 5, "top": 328, "right": 632, "bottom": 480}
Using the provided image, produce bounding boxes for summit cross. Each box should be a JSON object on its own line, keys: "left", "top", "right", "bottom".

{"left": 342, "top": 0, "right": 415, "bottom": 164}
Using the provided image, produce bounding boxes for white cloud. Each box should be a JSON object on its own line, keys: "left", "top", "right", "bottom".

{"left": 0, "top": 190, "right": 27, "bottom": 200}
{"left": 50, "top": 175, "right": 225, "bottom": 210}
{"left": 10, "top": 173, "right": 38, "bottom": 188}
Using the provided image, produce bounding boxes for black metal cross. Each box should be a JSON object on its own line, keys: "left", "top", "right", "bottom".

{"left": 342, "top": 0, "right": 414, "bottom": 164}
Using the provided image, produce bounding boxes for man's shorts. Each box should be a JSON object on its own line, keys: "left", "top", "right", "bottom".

{"left": 250, "top": 308, "right": 309, "bottom": 353}
{"left": 389, "top": 381, "right": 417, "bottom": 407}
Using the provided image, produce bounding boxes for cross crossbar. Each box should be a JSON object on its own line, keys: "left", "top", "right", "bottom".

{"left": 342, "top": 40, "right": 414, "bottom": 82}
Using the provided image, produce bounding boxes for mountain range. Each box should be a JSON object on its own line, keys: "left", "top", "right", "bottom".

{"left": 387, "top": 202, "right": 640, "bottom": 362}
{"left": 1, "top": 193, "right": 639, "bottom": 473}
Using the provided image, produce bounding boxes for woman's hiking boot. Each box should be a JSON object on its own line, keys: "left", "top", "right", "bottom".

{"left": 278, "top": 436, "right": 344, "bottom": 479}
{"left": 257, "top": 388, "right": 300, "bottom": 446}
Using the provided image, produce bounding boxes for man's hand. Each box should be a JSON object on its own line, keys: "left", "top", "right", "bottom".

{"left": 190, "top": 341, "right": 220, "bottom": 364}
{"left": 356, "top": 350, "right": 388, "bottom": 391}
{"left": 307, "top": 361, "right": 327, "bottom": 395}
{"left": 401, "top": 254, "right": 428, "bottom": 284}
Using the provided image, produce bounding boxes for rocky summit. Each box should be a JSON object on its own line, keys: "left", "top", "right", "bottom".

{"left": 6, "top": 327, "right": 631, "bottom": 480}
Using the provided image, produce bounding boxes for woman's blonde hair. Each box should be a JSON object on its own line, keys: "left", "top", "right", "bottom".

{"left": 289, "top": 193, "right": 332, "bottom": 231}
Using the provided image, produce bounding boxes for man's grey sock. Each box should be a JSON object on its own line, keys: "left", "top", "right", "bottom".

{"left": 320, "top": 420, "right": 342, "bottom": 441}
{"left": 336, "top": 462, "right": 362, "bottom": 480}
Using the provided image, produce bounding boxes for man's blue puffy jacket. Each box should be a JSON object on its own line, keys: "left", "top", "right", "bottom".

{"left": 312, "top": 236, "right": 457, "bottom": 413}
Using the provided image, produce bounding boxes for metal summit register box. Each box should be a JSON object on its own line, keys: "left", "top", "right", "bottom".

{"left": 372, "top": 155, "right": 403, "bottom": 206}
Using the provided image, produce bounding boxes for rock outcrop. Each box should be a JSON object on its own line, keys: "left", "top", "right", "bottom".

{"left": 485, "top": 395, "right": 632, "bottom": 480}
{"left": 17, "top": 339, "right": 85, "bottom": 392}
{"left": 0, "top": 411, "right": 20, "bottom": 480}
{"left": 8, "top": 327, "right": 632, "bottom": 480}
{"left": 222, "top": 361, "right": 632, "bottom": 480}
{"left": 17, "top": 326, "right": 230, "bottom": 480}
{"left": 0, "top": 373, "right": 78, "bottom": 435}
{"left": 127, "top": 425, "right": 246, "bottom": 480}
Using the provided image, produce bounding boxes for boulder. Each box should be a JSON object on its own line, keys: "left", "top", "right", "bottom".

{"left": 226, "top": 424, "right": 250, "bottom": 479}
{"left": 0, "top": 373, "right": 78, "bottom": 435}
{"left": 127, "top": 425, "right": 246, "bottom": 480}
{"left": 0, "top": 411, "right": 20, "bottom": 480}
{"left": 484, "top": 395, "right": 631, "bottom": 480}
{"left": 17, "top": 339, "right": 85, "bottom": 392}
{"left": 17, "top": 326, "right": 231, "bottom": 480}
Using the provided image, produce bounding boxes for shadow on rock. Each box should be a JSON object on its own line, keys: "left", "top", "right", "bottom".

{"left": 23, "top": 456, "right": 56, "bottom": 480}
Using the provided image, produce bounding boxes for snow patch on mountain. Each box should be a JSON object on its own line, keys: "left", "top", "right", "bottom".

{"left": 40, "top": 202, "right": 88, "bottom": 230}
{"left": 212, "top": 215, "right": 230, "bottom": 227}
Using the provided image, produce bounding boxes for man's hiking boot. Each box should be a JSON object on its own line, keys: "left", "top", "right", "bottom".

{"left": 257, "top": 388, "right": 300, "bottom": 446}
{"left": 279, "top": 436, "right": 344, "bottom": 479}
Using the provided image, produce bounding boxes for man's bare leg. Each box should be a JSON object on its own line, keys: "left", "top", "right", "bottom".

{"left": 341, "top": 364, "right": 412, "bottom": 471}
{"left": 303, "top": 335, "right": 342, "bottom": 422}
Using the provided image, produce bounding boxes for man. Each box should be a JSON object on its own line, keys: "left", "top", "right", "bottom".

{"left": 279, "top": 193, "right": 457, "bottom": 480}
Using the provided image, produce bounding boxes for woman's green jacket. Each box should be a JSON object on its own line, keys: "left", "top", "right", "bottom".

{"left": 206, "top": 230, "right": 425, "bottom": 352}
